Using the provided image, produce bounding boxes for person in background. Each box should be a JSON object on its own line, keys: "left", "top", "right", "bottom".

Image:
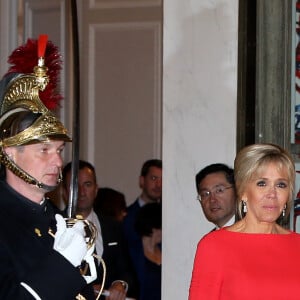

{"left": 94, "top": 187, "right": 127, "bottom": 222}
{"left": 63, "top": 160, "right": 138, "bottom": 300}
{"left": 189, "top": 143, "right": 300, "bottom": 299}
{"left": 123, "top": 159, "right": 162, "bottom": 292}
{"left": 135, "top": 203, "right": 162, "bottom": 300}
{"left": 0, "top": 37, "right": 96, "bottom": 299}
{"left": 195, "top": 163, "right": 236, "bottom": 230}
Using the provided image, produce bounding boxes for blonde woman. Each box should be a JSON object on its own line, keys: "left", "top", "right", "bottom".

{"left": 189, "top": 144, "right": 300, "bottom": 300}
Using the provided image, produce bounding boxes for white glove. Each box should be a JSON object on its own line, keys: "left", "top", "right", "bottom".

{"left": 82, "top": 244, "right": 97, "bottom": 284}
{"left": 53, "top": 214, "right": 87, "bottom": 267}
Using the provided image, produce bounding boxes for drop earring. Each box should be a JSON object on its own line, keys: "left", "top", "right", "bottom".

{"left": 282, "top": 204, "right": 287, "bottom": 217}
{"left": 242, "top": 200, "right": 247, "bottom": 213}
{"left": 57, "top": 169, "right": 62, "bottom": 183}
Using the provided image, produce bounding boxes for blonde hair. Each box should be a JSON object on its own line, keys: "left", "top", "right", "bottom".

{"left": 234, "top": 143, "right": 295, "bottom": 219}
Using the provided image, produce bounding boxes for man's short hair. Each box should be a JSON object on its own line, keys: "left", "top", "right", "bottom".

{"left": 195, "top": 163, "right": 234, "bottom": 193}
{"left": 62, "top": 160, "right": 97, "bottom": 187}
{"left": 140, "top": 159, "right": 162, "bottom": 177}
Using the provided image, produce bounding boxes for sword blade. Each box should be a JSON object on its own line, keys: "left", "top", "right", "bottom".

{"left": 67, "top": 0, "right": 80, "bottom": 218}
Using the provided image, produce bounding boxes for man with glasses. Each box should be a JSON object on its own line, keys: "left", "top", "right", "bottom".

{"left": 195, "top": 163, "right": 236, "bottom": 230}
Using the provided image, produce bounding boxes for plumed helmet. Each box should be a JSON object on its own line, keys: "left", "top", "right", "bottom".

{"left": 0, "top": 35, "right": 71, "bottom": 146}
{"left": 0, "top": 35, "right": 71, "bottom": 190}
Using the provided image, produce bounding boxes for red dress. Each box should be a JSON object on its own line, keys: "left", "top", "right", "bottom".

{"left": 189, "top": 228, "right": 300, "bottom": 300}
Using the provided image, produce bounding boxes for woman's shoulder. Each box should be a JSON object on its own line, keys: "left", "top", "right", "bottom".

{"left": 195, "top": 228, "right": 238, "bottom": 257}
{"left": 199, "top": 227, "right": 234, "bottom": 245}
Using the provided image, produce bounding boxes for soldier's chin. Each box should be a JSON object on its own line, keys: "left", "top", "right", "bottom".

{"left": 40, "top": 175, "right": 61, "bottom": 192}
{"left": 37, "top": 180, "right": 59, "bottom": 192}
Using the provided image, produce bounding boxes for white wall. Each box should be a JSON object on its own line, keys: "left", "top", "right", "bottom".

{"left": 162, "top": 1, "right": 238, "bottom": 298}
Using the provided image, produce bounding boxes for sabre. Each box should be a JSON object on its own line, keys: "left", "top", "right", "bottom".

{"left": 65, "top": 2, "right": 107, "bottom": 299}
{"left": 67, "top": 0, "right": 80, "bottom": 219}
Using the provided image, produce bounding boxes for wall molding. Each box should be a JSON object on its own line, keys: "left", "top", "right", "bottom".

{"left": 89, "top": 0, "right": 162, "bottom": 9}
{"left": 87, "top": 21, "right": 162, "bottom": 159}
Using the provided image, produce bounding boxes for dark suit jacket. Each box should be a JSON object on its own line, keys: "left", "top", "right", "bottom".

{"left": 98, "top": 213, "right": 138, "bottom": 296}
{"left": 123, "top": 199, "right": 145, "bottom": 285}
{"left": 81, "top": 213, "right": 139, "bottom": 299}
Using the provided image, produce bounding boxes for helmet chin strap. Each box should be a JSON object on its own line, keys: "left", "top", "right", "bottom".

{"left": 0, "top": 149, "right": 61, "bottom": 192}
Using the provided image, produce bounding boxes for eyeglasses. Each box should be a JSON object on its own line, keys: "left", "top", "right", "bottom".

{"left": 197, "top": 185, "right": 233, "bottom": 202}
{"left": 149, "top": 175, "right": 162, "bottom": 182}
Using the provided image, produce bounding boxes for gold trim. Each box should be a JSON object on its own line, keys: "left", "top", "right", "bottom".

{"left": 0, "top": 73, "right": 71, "bottom": 146}
{"left": 1, "top": 111, "right": 71, "bottom": 147}
{"left": 1, "top": 74, "right": 47, "bottom": 116}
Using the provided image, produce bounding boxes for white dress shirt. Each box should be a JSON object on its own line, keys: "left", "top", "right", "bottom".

{"left": 87, "top": 209, "right": 103, "bottom": 257}
{"left": 215, "top": 215, "right": 235, "bottom": 230}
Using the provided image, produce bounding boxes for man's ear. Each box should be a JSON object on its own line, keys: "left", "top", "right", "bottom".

{"left": 93, "top": 183, "right": 98, "bottom": 199}
{"left": 139, "top": 176, "right": 144, "bottom": 189}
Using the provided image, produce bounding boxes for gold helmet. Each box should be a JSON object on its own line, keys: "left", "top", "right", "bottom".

{"left": 0, "top": 35, "right": 71, "bottom": 190}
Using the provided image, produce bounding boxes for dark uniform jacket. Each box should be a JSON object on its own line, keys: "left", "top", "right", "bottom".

{"left": 0, "top": 180, "right": 86, "bottom": 299}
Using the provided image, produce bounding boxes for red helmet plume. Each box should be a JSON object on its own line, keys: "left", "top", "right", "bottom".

{"left": 6, "top": 36, "right": 63, "bottom": 110}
